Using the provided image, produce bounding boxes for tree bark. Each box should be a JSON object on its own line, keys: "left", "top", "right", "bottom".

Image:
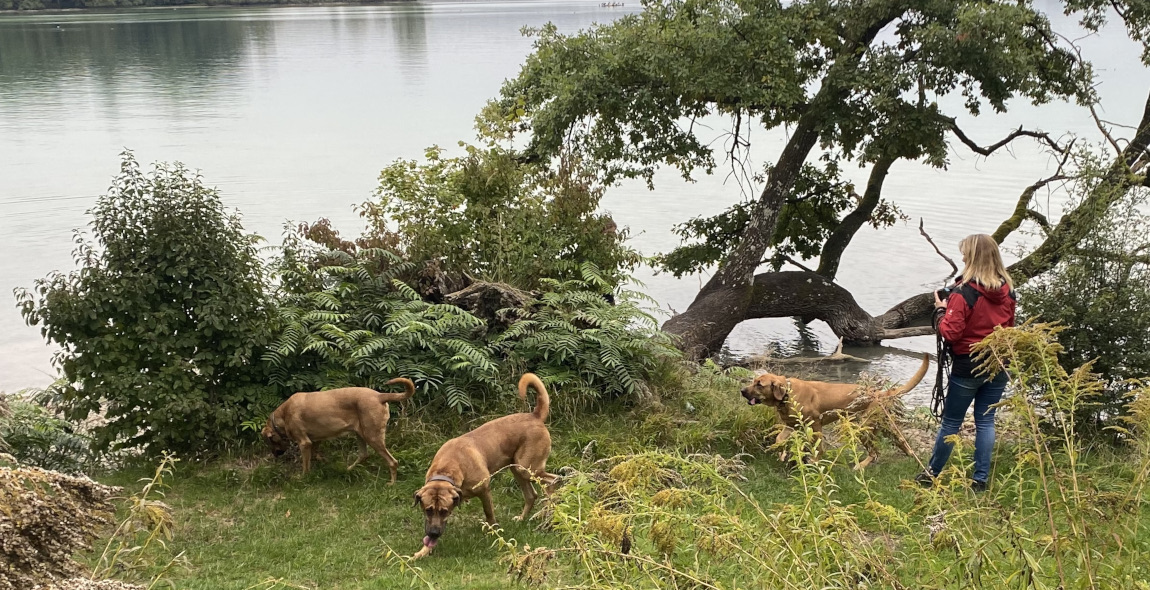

{"left": 661, "top": 109, "right": 822, "bottom": 358}
{"left": 661, "top": 9, "right": 907, "bottom": 358}
{"left": 816, "top": 155, "right": 895, "bottom": 279}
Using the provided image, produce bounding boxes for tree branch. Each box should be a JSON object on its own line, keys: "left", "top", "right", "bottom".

{"left": 992, "top": 145, "right": 1072, "bottom": 243}
{"left": 816, "top": 155, "right": 896, "bottom": 280}
{"left": 918, "top": 218, "right": 959, "bottom": 277}
{"left": 879, "top": 326, "right": 937, "bottom": 339}
{"left": 1026, "top": 209, "right": 1052, "bottom": 233}
{"left": 947, "top": 120, "right": 1067, "bottom": 156}
{"left": 778, "top": 254, "right": 818, "bottom": 275}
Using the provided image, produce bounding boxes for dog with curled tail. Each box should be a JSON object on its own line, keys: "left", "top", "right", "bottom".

{"left": 412, "top": 373, "right": 560, "bottom": 558}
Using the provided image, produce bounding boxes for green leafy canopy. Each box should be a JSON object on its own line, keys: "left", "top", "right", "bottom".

{"left": 16, "top": 152, "right": 277, "bottom": 455}
{"left": 490, "top": 0, "right": 1090, "bottom": 186}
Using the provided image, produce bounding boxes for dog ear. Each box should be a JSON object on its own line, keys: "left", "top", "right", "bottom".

{"left": 413, "top": 491, "right": 422, "bottom": 507}
{"left": 452, "top": 489, "right": 462, "bottom": 508}
{"left": 772, "top": 381, "right": 787, "bottom": 401}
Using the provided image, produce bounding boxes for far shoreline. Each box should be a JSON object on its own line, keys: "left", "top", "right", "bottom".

{"left": 0, "top": 0, "right": 417, "bottom": 15}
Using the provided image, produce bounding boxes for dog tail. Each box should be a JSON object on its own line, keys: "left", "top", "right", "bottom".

{"left": 893, "top": 354, "right": 931, "bottom": 396}
{"left": 519, "top": 373, "right": 549, "bottom": 422}
{"left": 379, "top": 377, "right": 416, "bottom": 402}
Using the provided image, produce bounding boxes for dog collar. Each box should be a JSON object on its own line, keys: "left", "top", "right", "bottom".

{"left": 270, "top": 414, "right": 288, "bottom": 437}
{"left": 428, "top": 474, "right": 458, "bottom": 487}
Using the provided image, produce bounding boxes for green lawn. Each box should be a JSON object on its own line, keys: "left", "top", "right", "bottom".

{"left": 94, "top": 424, "right": 931, "bottom": 590}
{"left": 87, "top": 390, "right": 1150, "bottom": 590}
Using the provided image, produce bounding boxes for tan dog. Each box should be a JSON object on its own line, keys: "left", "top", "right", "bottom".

{"left": 741, "top": 354, "right": 930, "bottom": 468}
{"left": 412, "top": 373, "right": 559, "bottom": 558}
{"left": 262, "top": 378, "right": 414, "bottom": 482}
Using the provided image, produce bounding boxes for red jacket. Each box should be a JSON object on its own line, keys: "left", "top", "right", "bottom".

{"left": 939, "top": 282, "right": 1016, "bottom": 355}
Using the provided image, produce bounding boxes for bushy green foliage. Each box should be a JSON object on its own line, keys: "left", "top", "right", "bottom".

{"left": 489, "top": 0, "right": 1087, "bottom": 183}
{"left": 490, "top": 323, "right": 1150, "bottom": 589}
{"left": 491, "top": 268, "right": 679, "bottom": 415}
{"left": 1019, "top": 181, "right": 1150, "bottom": 432}
{"left": 266, "top": 238, "right": 676, "bottom": 417}
{"left": 0, "top": 392, "right": 95, "bottom": 475}
{"left": 656, "top": 162, "right": 905, "bottom": 276}
{"left": 266, "top": 247, "right": 499, "bottom": 413}
{"left": 364, "top": 145, "right": 638, "bottom": 290}
{"left": 16, "top": 152, "right": 277, "bottom": 455}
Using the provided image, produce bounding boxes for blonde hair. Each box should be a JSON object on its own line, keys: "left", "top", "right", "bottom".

{"left": 958, "top": 234, "right": 1013, "bottom": 290}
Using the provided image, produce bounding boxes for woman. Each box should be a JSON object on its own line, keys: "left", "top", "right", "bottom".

{"left": 918, "top": 234, "right": 1016, "bottom": 492}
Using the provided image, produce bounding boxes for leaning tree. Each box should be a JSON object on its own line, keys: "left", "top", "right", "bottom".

{"left": 487, "top": 0, "right": 1150, "bottom": 358}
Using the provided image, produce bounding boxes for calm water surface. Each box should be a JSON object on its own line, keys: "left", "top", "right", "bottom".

{"left": 2, "top": 0, "right": 1147, "bottom": 405}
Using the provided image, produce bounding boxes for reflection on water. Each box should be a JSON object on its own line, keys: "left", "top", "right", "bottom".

{"left": 0, "top": 1, "right": 1147, "bottom": 399}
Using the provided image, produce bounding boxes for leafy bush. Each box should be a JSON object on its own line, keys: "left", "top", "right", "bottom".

{"left": 1019, "top": 186, "right": 1150, "bottom": 432}
{"left": 485, "top": 323, "right": 1150, "bottom": 589}
{"left": 655, "top": 162, "right": 906, "bottom": 277}
{"left": 0, "top": 391, "right": 95, "bottom": 474}
{"left": 266, "top": 247, "right": 499, "bottom": 412}
{"left": 265, "top": 241, "right": 677, "bottom": 417}
{"left": 16, "top": 152, "right": 278, "bottom": 455}
{"left": 364, "top": 145, "right": 638, "bottom": 290}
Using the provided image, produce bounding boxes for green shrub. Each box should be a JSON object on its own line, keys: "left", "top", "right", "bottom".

{"left": 1019, "top": 185, "right": 1150, "bottom": 432}
{"left": 364, "top": 145, "right": 639, "bottom": 290}
{"left": 266, "top": 247, "right": 499, "bottom": 412}
{"left": 0, "top": 391, "right": 95, "bottom": 474}
{"left": 491, "top": 269, "right": 679, "bottom": 415}
{"left": 16, "top": 152, "right": 278, "bottom": 456}
{"left": 265, "top": 241, "right": 678, "bottom": 417}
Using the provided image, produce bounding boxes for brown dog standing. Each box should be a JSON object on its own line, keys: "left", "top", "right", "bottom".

{"left": 412, "top": 373, "right": 559, "bottom": 558}
{"left": 262, "top": 378, "right": 414, "bottom": 482}
{"left": 741, "top": 354, "right": 930, "bottom": 467}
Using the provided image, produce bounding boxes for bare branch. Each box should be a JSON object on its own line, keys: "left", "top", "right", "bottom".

{"left": 769, "top": 254, "right": 819, "bottom": 275}
{"left": 879, "top": 326, "right": 937, "bottom": 339}
{"left": 1090, "top": 101, "right": 1123, "bottom": 154}
{"left": 947, "top": 120, "right": 1067, "bottom": 156}
{"left": 918, "top": 218, "right": 959, "bottom": 277}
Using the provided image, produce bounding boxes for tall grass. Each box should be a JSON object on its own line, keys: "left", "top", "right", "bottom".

{"left": 487, "top": 323, "right": 1150, "bottom": 589}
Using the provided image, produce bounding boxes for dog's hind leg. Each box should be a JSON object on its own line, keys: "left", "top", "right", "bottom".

{"left": 364, "top": 431, "right": 399, "bottom": 484}
{"left": 348, "top": 438, "right": 370, "bottom": 471}
{"left": 511, "top": 466, "right": 538, "bottom": 522}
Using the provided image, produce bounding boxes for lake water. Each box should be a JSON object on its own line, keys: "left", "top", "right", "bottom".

{"left": 2, "top": 0, "right": 1148, "bottom": 405}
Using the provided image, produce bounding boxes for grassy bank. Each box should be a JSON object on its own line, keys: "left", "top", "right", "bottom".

{"left": 87, "top": 397, "right": 1150, "bottom": 589}
{"left": 93, "top": 425, "right": 927, "bottom": 589}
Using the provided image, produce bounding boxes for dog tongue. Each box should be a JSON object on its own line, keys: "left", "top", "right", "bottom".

{"left": 747, "top": 398, "right": 758, "bottom": 405}
{"left": 423, "top": 536, "right": 437, "bottom": 548}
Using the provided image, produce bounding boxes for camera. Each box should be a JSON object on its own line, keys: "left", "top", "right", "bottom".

{"left": 936, "top": 286, "right": 954, "bottom": 300}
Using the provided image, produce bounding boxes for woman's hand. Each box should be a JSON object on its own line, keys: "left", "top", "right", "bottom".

{"left": 934, "top": 290, "right": 947, "bottom": 309}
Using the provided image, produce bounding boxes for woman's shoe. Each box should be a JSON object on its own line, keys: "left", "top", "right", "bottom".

{"left": 915, "top": 471, "right": 935, "bottom": 488}
{"left": 971, "top": 479, "right": 988, "bottom": 493}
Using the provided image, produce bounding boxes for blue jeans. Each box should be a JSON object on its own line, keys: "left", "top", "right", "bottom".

{"left": 927, "top": 371, "right": 1008, "bottom": 483}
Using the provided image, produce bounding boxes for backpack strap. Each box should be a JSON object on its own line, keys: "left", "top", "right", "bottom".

{"left": 957, "top": 283, "right": 981, "bottom": 309}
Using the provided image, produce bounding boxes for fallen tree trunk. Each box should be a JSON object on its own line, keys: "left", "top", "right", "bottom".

{"left": 665, "top": 271, "right": 937, "bottom": 356}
